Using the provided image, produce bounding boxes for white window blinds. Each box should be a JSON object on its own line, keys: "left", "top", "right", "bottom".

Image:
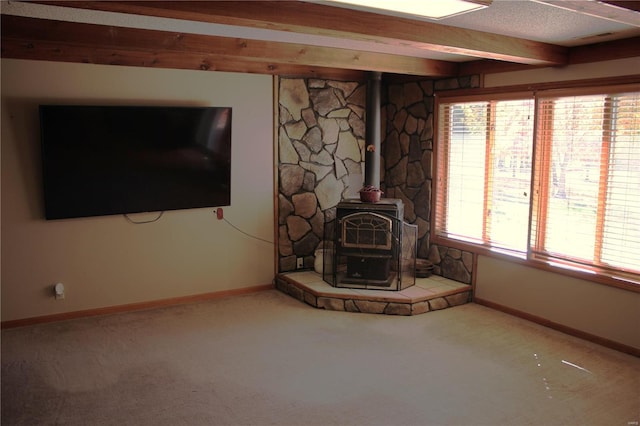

{"left": 435, "top": 84, "right": 640, "bottom": 283}
{"left": 436, "top": 96, "right": 534, "bottom": 252}
{"left": 532, "top": 90, "right": 640, "bottom": 275}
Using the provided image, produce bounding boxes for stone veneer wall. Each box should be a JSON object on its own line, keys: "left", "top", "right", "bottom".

{"left": 278, "top": 78, "right": 367, "bottom": 272}
{"left": 382, "top": 76, "right": 480, "bottom": 284}
{"left": 277, "top": 75, "right": 480, "bottom": 285}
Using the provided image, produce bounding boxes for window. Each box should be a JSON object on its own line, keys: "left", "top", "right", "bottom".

{"left": 435, "top": 85, "right": 640, "bottom": 286}
{"left": 532, "top": 89, "right": 640, "bottom": 277}
{"left": 436, "top": 94, "right": 534, "bottom": 252}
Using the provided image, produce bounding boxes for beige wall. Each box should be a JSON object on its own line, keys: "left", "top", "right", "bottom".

{"left": 475, "top": 256, "right": 640, "bottom": 350}
{"left": 1, "top": 59, "right": 275, "bottom": 322}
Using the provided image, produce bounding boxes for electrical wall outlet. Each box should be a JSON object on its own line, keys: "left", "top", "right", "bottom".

{"left": 296, "top": 257, "right": 304, "bottom": 269}
{"left": 54, "top": 282, "right": 65, "bottom": 300}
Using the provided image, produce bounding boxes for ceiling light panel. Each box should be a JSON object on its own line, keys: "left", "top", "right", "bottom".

{"left": 320, "top": 0, "right": 492, "bottom": 20}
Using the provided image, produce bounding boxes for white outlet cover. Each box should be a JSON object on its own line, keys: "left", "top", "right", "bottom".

{"left": 55, "top": 283, "right": 65, "bottom": 294}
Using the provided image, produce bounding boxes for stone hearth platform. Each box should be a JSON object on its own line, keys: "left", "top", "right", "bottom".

{"left": 275, "top": 271, "right": 472, "bottom": 316}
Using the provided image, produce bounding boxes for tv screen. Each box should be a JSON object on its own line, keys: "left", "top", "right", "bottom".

{"left": 39, "top": 105, "right": 232, "bottom": 220}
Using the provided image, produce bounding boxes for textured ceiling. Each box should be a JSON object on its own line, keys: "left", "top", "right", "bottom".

{"left": 441, "top": 0, "right": 640, "bottom": 46}
{"left": 316, "top": 0, "right": 640, "bottom": 45}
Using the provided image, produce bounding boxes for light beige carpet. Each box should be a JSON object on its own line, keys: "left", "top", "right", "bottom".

{"left": 2, "top": 289, "right": 639, "bottom": 426}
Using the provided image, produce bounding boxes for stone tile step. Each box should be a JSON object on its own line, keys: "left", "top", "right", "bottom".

{"left": 275, "top": 271, "right": 472, "bottom": 316}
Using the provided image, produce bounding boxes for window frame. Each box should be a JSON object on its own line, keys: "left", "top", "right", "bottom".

{"left": 434, "top": 91, "right": 535, "bottom": 252}
{"left": 433, "top": 79, "right": 640, "bottom": 293}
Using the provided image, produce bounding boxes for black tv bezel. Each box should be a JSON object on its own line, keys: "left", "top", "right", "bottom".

{"left": 39, "top": 104, "right": 232, "bottom": 220}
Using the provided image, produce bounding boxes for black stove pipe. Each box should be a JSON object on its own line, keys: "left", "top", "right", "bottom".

{"left": 364, "top": 71, "right": 382, "bottom": 189}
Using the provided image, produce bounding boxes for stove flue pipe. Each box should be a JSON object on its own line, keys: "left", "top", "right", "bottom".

{"left": 364, "top": 71, "right": 382, "bottom": 189}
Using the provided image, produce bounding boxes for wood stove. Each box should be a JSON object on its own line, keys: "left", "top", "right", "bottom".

{"left": 322, "top": 199, "right": 417, "bottom": 291}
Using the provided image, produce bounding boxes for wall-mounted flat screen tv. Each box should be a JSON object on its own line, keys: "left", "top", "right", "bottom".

{"left": 40, "top": 105, "right": 231, "bottom": 220}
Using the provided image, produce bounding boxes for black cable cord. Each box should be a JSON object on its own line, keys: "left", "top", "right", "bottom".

{"left": 123, "top": 211, "right": 164, "bottom": 224}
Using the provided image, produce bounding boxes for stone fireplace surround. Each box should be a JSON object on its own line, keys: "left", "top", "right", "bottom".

{"left": 277, "top": 74, "right": 479, "bottom": 313}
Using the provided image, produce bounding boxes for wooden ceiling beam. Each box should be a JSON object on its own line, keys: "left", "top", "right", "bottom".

{"left": 458, "top": 36, "right": 640, "bottom": 76}
{"left": 568, "top": 36, "right": 640, "bottom": 64}
{"left": 35, "top": 0, "right": 568, "bottom": 66}
{"left": 0, "top": 15, "right": 458, "bottom": 78}
{"left": 0, "top": 37, "right": 366, "bottom": 81}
